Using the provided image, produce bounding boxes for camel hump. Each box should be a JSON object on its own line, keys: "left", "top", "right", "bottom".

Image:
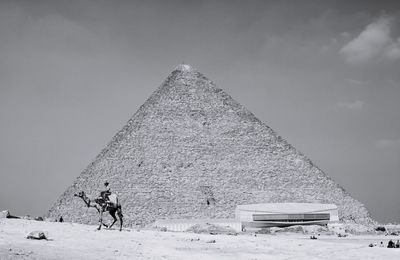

{"left": 108, "top": 193, "right": 118, "bottom": 205}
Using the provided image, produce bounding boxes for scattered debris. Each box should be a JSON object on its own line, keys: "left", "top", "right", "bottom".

{"left": 343, "top": 223, "right": 375, "bottom": 235}
{"left": 375, "top": 226, "right": 386, "bottom": 232}
{"left": 384, "top": 224, "right": 400, "bottom": 236}
{"left": 160, "top": 227, "right": 168, "bottom": 232}
{"left": 7, "top": 248, "right": 33, "bottom": 257}
{"left": 0, "top": 210, "right": 19, "bottom": 219}
{"left": 256, "top": 225, "right": 331, "bottom": 235}
{"left": 26, "top": 231, "right": 48, "bottom": 240}
{"left": 387, "top": 240, "right": 395, "bottom": 248}
{"left": 256, "top": 228, "right": 272, "bottom": 234}
{"left": 186, "top": 223, "right": 237, "bottom": 235}
{"left": 0, "top": 210, "right": 10, "bottom": 219}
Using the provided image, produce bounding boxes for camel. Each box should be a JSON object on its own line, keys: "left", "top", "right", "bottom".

{"left": 74, "top": 191, "right": 123, "bottom": 231}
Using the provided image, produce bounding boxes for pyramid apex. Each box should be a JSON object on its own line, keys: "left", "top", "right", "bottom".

{"left": 174, "top": 64, "right": 194, "bottom": 72}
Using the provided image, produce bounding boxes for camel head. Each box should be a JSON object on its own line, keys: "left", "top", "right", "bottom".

{"left": 74, "top": 191, "right": 86, "bottom": 198}
{"left": 74, "top": 191, "right": 92, "bottom": 209}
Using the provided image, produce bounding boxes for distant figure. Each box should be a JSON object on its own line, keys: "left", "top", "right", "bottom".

{"left": 379, "top": 241, "right": 384, "bottom": 247}
{"left": 59, "top": 216, "right": 63, "bottom": 222}
{"left": 387, "top": 240, "right": 395, "bottom": 248}
{"left": 396, "top": 240, "right": 400, "bottom": 248}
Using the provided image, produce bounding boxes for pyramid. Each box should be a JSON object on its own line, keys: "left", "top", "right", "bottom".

{"left": 48, "top": 64, "right": 373, "bottom": 226}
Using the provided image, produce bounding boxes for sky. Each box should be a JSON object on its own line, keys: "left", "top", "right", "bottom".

{"left": 0, "top": 0, "right": 399, "bottom": 223}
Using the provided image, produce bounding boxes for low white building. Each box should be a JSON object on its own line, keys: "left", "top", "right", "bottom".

{"left": 236, "top": 203, "right": 339, "bottom": 229}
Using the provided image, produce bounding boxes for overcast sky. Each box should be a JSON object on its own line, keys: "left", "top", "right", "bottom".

{"left": 1, "top": 0, "right": 399, "bottom": 223}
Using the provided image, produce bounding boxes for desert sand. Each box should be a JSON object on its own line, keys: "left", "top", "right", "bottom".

{"left": 1, "top": 219, "right": 399, "bottom": 260}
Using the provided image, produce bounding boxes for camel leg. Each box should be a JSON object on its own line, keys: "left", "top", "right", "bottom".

{"left": 117, "top": 207, "right": 123, "bottom": 231}
{"left": 108, "top": 210, "right": 117, "bottom": 229}
{"left": 98, "top": 210, "right": 103, "bottom": 230}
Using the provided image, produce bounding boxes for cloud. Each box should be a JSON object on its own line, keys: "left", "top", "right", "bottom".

{"left": 383, "top": 38, "right": 400, "bottom": 59}
{"left": 376, "top": 139, "right": 400, "bottom": 149}
{"left": 337, "top": 100, "right": 365, "bottom": 110}
{"left": 340, "top": 17, "right": 400, "bottom": 63}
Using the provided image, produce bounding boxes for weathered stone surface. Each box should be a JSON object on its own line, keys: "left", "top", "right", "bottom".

{"left": 258, "top": 225, "right": 332, "bottom": 235}
{"left": 0, "top": 210, "right": 10, "bottom": 219}
{"left": 186, "top": 223, "right": 237, "bottom": 235}
{"left": 26, "top": 231, "right": 48, "bottom": 240}
{"left": 47, "top": 64, "right": 374, "bottom": 226}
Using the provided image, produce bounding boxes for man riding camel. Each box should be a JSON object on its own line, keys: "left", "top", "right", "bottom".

{"left": 100, "top": 181, "right": 112, "bottom": 206}
{"left": 75, "top": 182, "right": 123, "bottom": 231}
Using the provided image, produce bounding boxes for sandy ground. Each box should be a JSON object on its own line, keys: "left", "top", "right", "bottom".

{"left": 1, "top": 219, "right": 399, "bottom": 260}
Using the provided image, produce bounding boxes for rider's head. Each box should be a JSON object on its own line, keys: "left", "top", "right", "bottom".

{"left": 104, "top": 181, "right": 109, "bottom": 187}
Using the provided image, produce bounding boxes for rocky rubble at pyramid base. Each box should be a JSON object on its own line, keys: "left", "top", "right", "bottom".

{"left": 254, "top": 224, "right": 379, "bottom": 236}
